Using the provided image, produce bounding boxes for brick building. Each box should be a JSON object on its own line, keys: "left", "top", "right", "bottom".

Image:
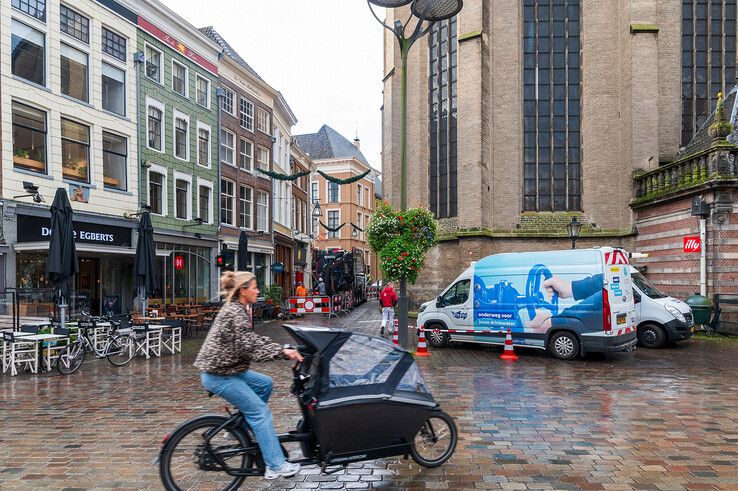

{"left": 201, "top": 27, "right": 276, "bottom": 289}
{"left": 295, "top": 125, "right": 379, "bottom": 281}
{"left": 381, "top": 1, "right": 738, "bottom": 306}
{"left": 291, "top": 144, "right": 314, "bottom": 290}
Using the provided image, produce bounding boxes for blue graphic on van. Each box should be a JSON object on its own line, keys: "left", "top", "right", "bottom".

{"left": 473, "top": 250, "right": 604, "bottom": 334}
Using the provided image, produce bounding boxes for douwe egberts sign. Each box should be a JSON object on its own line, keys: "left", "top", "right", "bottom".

{"left": 17, "top": 214, "right": 132, "bottom": 247}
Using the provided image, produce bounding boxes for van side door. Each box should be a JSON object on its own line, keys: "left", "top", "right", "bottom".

{"left": 438, "top": 279, "right": 473, "bottom": 333}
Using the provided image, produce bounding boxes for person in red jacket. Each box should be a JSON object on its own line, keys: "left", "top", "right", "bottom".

{"left": 379, "top": 282, "right": 398, "bottom": 337}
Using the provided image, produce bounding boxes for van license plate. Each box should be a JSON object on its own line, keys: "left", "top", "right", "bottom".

{"left": 616, "top": 313, "right": 627, "bottom": 325}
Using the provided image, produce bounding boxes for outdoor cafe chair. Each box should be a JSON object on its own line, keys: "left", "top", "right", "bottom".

{"left": 132, "top": 323, "right": 162, "bottom": 359}
{"left": 160, "top": 320, "right": 182, "bottom": 355}
{"left": 2, "top": 331, "right": 38, "bottom": 376}
{"left": 43, "top": 326, "right": 71, "bottom": 371}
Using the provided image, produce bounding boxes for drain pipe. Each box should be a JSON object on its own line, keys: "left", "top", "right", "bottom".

{"left": 133, "top": 51, "right": 145, "bottom": 209}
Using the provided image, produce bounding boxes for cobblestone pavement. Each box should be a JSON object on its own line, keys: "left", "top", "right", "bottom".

{"left": 2, "top": 301, "right": 738, "bottom": 490}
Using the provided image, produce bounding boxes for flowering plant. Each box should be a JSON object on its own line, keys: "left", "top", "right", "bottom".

{"left": 366, "top": 202, "right": 437, "bottom": 283}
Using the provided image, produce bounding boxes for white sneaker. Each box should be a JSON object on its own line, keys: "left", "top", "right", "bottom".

{"left": 264, "top": 461, "right": 300, "bottom": 480}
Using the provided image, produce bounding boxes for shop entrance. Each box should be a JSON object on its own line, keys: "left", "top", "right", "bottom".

{"left": 76, "top": 258, "right": 99, "bottom": 315}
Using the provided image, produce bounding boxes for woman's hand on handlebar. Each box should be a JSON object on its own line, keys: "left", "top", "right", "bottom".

{"left": 283, "top": 348, "right": 303, "bottom": 363}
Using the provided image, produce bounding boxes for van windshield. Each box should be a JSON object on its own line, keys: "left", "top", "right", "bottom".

{"left": 632, "top": 272, "right": 667, "bottom": 299}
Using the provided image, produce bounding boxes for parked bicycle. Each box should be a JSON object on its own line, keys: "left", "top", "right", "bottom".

{"left": 56, "top": 316, "right": 135, "bottom": 375}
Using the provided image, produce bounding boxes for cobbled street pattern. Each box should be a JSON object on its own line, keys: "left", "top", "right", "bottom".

{"left": 2, "top": 301, "right": 738, "bottom": 490}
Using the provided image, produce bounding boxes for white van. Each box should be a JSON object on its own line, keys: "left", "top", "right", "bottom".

{"left": 417, "top": 247, "right": 637, "bottom": 360}
{"left": 630, "top": 266, "right": 694, "bottom": 348}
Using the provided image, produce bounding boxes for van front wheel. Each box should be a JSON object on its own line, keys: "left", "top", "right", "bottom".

{"left": 638, "top": 324, "right": 665, "bottom": 348}
{"left": 426, "top": 326, "right": 449, "bottom": 348}
{"left": 549, "top": 331, "right": 579, "bottom": 360}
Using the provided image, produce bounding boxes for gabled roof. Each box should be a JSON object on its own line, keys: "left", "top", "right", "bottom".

{"left": 677, "top": 85, "right": 738, "bottom": 159}
{"left": 294, "top": 125, "right": 370, "bottom": 167}
{"left": 199, "top": 26, "right": 265, "bottom": 84}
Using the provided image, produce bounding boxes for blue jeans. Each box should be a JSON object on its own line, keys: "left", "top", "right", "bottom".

{"left": 200, "top": 370, "right": 285, "bottom": 470}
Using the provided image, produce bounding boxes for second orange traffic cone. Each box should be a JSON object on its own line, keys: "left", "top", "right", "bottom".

{"left": 499, "top": 327, "right": 518, "bottom": 361}
{"left": 415, "top": 325, "right": 430, "bottom": 357}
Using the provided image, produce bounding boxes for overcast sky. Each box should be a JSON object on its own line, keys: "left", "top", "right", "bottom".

{"left": 159, "top": 0, "right": 385, "bottom": 172}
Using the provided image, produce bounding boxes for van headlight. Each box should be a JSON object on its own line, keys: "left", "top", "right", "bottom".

{"left": 665, "top": 305, "right": 686, "bottom": 323}
{"left": 419, "top": 303, "right": 428, "bottom": 313}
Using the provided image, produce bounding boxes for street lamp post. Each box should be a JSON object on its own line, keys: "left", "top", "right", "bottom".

{"left": 367, "top": 0, "right": 463, "bottom": 349}
{"left": 567, "top": 216, "right": 582, "bottom": 250}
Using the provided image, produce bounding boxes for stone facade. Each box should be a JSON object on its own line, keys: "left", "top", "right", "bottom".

{"left": 380, "top": 1, "right": 729, "bottom": 308}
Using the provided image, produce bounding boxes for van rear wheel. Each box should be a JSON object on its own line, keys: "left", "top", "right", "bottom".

{"left": 426, "top": 326, "right": 449, "bottom": 348}
{"left": 549, "top": 331, "right": 579, "bottom": 360}
{"left": 638, "top": 324, "right": 666, "bottom": 349}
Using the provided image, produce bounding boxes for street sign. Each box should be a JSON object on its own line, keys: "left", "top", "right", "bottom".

{"left": 174, "top": 255, "right": 185, "bottom": 270}
{"left": 684, "top": 236, "right": 701, "bottom": 253}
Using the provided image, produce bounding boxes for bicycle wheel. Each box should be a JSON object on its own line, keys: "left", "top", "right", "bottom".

{"left": 160, "top": 416, "right": 259, "bottom": 491}
{"left": 56, "top": 342, "right": 86, "bottom": 375}
{"left": 106, "top": 334, "right": 134, "bottom": 367}
{"left": 410, "top": 410, "right": 457, "bottom": 468}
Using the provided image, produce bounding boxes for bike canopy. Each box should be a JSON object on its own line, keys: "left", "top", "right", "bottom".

{"left": 283, "top": 325, "right": 436, "bottom": 409}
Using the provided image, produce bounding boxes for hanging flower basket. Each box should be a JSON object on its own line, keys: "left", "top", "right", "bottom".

{"left": 365, "top": 201, "right": 437, "bottom": 284}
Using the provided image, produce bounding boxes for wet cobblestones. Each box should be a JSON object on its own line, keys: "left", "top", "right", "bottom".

{"left": 1, "top": 302, "right": 738, "bottom": 490}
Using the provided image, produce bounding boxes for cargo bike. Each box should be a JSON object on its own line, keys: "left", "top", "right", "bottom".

{"left": 159, "top": 325, "right": 457, "bottom": 490}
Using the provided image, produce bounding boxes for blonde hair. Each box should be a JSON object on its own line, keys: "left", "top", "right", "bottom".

{"left": 220, "top": 271, "right": 257, "bottom": 303}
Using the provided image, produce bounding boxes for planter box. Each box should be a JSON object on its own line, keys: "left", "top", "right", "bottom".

{"left": 103, "top": 176, "right": 121, "bottom": 187}
{"left": 13, "top": 155, "right": 45, "bottom": 172}
{"left": 63, "top": 165, "right": 88, "bottom": 181}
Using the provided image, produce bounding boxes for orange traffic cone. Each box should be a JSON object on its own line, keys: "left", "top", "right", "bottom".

{"left": 499, "top": 327, "right": 518, "bottom": 361}
{"left": 415, "top": 325, "right": 430, "bottom": 357}
{"left": 392, "top": 320, "right": 399, "bottom": 346}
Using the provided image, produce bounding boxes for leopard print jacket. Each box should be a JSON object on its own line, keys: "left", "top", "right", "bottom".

{"left": 194, "top": 301, "right": 284, "bottom": 376}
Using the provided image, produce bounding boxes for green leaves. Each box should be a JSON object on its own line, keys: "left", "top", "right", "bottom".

{"left": 366, "top": 202, "right": 437, "bottom": 283}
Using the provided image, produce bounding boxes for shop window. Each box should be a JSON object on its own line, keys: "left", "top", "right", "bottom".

{"left": 327, "top": 210, "right": 340, "bottom": 239}
{"left": 256, "top": 190, "right": 269, "bottom": 232}
{"left": 101, "top": 27, "right": 126, "bottom": 62}
{"left": 198, "top": 126, "right": 210, "bottom": 167}
{"left": 12, "top": 0, "right": 46, "bottom": 22}
{"left": 172, "top": 60, "right": 187, "bottom": 96}
{"left": 145, "top": 43, "right": 162, "bottom": 83}
{"left": 221, "top": 128, "right": 235, "bottom": 166}
{"left": 327, "top": 181, "right": 339, "bottom": 203}
{"left": 11, "top": 19, "right": 45, "bottom": 86}
{"left": 103, "top": 131, "right": 126, "bottom": 190}
{"left": 174, "top": 116, "right": 188, "bottom": 160}
{"left": 12, "top": 101, "right": 47, "bottom": 174}
{"left": 61, "top": 43, "right": 88, "bottom": 102}
{"left": 147, "top": 105, "right": 162, "bottom": 150}
{"left": 102, "top": 62, "right": 125, "bottom": 116}
{"left": 256, "top": 145, "right": 269, "bottom": 170}
{"left": 175, "top": 178, "right": 189, "bottom": 219}
{"left": 61, "top": 118, "right": 90, "bottom": 183}
{"left": 198, "top": 185, "right": 211, "bottom": 223}
{"left": 239, "top": 138, "right": 253, "bottom": 171}
{"left": 60, "top": 5, "right": 88, "bottom": 44}
{"left": 240, "top": 98, "right": 254, "bottom": 131}
{"left": 240, "top": 185, "right": 253, "bottom": 229}
{"left": 221, "top": 86, "right": 235, "bottom": 115}
{"left": 196, "top": 75, "right": 209, "bottom": 108}
{"left": 257, "top": 108, "right": 270, "bottom": 134}
{"left": 221, "top": 179, "right": 235, "bottom": 226}
{"left": 149, "top": 171, "right": 165, "bottom": 215}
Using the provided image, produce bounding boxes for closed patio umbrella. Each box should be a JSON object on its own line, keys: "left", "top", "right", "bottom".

{"left": 134, "top": 211, "right": 159, "bottom": 312}
{"left": 45, "top": 188, "right": 78, "bottom": 326}
{"left": 237, "top": 230, "right": 249, "bottom": 271}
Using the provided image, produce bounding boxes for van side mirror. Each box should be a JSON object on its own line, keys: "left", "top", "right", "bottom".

{"left": 436, "top": 296, "right": 444, "bottom": 308}
{"left": 634, "top": 291, "right": 641, "bottom": 304}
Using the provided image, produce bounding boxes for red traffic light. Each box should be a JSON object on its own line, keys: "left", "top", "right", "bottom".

{"left": 216, "top": 255, "right": 225, "bottom": 267}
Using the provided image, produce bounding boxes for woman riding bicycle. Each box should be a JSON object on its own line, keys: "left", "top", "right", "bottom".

{"left": 194, "top": 271, "right": 303, "bottom": 480}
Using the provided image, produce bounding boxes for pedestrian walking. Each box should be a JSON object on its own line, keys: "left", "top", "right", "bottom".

{"left": 194, "top": 271, "right": 303, "bottom": 480}
{"left": 380, "top": 282, "right": 398, "bottom": 337}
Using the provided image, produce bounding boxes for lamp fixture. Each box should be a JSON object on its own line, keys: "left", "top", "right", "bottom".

{"left": 567, "top": 216, "right": 582, "bottom": 250}
{"left": 312, "top": 200, "right": 322, "bottom": 218}
{"left": 411, "top": 0, "right": 463, "bottom": 22}
{"left": 123, "top": 205, "right": 152, "bottom": 219}
{"left": 183, "top": 217, "right": 205, "bottom": 228}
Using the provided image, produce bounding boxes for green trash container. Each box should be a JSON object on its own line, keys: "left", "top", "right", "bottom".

{"left": 684, "top": 294, "right": 713, "bottom": 325}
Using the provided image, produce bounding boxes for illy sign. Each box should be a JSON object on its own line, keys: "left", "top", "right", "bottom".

{"left": 683, "top": 236, "right": 701, "bottom": 253}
